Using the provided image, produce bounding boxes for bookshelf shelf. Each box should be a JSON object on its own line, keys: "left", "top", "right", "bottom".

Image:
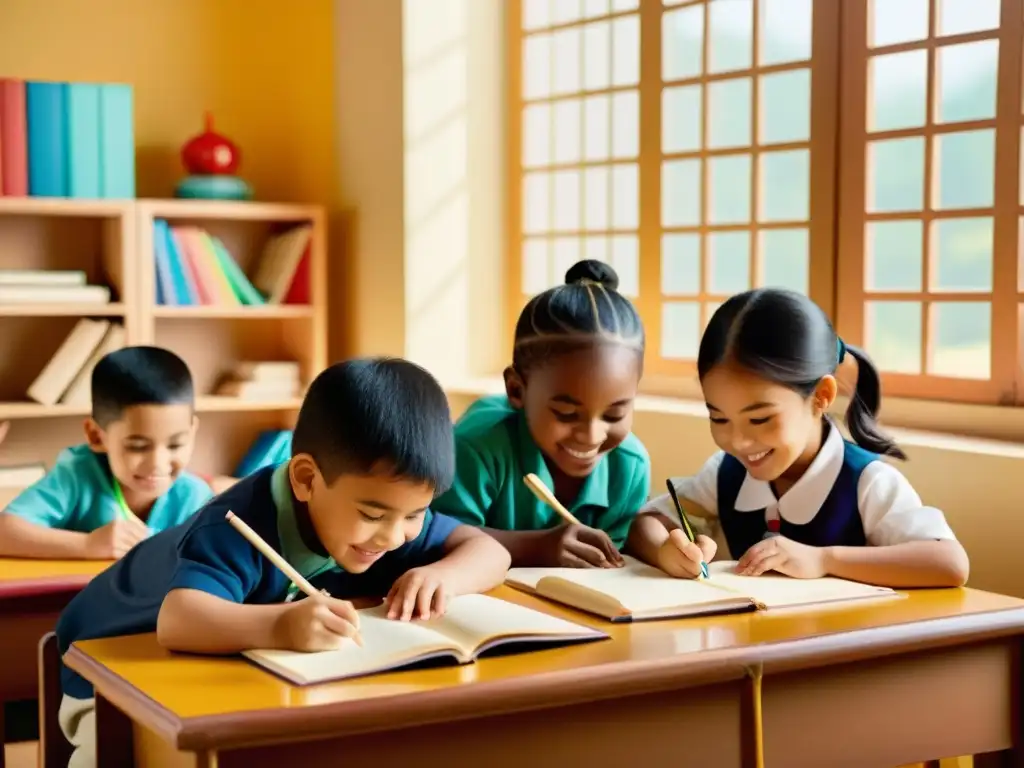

{"left": 0, "top": 402, "right": 91, "bottom": 420}
{"left": 0, "top": 302, "right": 127, "bottom": 317}
{"left": 0, "top": 198, "right": 132, "bottom": 218}
{"left": 152, "top": 306, "right": 314, "bottom": 319}
{"left": 195, "top": 396, "right": 303, "bottom": 413}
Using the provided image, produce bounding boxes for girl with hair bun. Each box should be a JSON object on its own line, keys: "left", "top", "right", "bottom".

{"left": 433, "top": 260, "right": 666, "bottom": 568}
{"left": 630, "top": 288, "right": 969, "bottom": 588}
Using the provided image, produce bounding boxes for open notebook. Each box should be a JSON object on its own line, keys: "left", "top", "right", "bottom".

{"left": 242, "top": 593, "right": 607, "bottom": 685}
{"left": 506, "top": 557, "right": 899, "bottom": 621}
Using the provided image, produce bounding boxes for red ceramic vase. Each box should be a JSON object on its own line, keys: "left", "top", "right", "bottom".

{"left": 181, "top": 112, "right": 240, "bottom": 175}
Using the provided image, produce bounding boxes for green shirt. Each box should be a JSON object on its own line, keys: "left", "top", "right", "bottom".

{"left": 432, "top": 395, "right": 651, "bottom": 548}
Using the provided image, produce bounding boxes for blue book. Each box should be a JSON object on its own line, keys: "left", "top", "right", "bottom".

{"left": 152, "top": 220, "right": 177, "bottom": 305}
{"left": 155, "top": 219, "right": 197, "bottom": 305}
{"left": 65, "top": 83, "right": 102, "bottom": 199}
{"left": 98, "top": 84, "right": 134, "bottom": 198}
{"left": 25, "top": 81, "right": 68, "bottom": 197}
{"left": 234, "top": 430, "right": 293, "bottom": 478}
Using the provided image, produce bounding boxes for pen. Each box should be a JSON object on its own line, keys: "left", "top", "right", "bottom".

{"left": 665, "top": 479, "right": 709, "bottom": 579}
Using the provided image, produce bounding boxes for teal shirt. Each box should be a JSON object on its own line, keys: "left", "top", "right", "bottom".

{"left": 433, "top": 395, "right": 651, "bottom": 548}
{"left": 3, "top": 444, "right": 213, "bottom": 533}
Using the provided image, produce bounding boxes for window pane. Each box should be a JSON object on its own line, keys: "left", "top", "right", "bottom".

{"left": 612, "top": 0, "right": 639, "bottom": 10}
{"left": 871, "top": 0, "right": 929, "bottom": 48}
{"left": 611, "top": 164, "right": 639, "bottom": 229}
{"left": 760, "top": 69, "right": 810, "bottom": 144}
{"left": 760, "top": 150, "right": 809, "bottom": 222}
{"left": 552, "top": 170, "right": 581, "bottom": 231}
{"left": 611, "top": 90, "right": 639, "bottom": 158}
{"left": 583, "top": 167, "right": 609, "bottom": 229}
{"left": 523, "top": 172, "right": 550, "bottom": 234}
{"left": 551, "top": 0, "right": 584, "bottom": 25}
{"left": 552, "top": 237, "right": 581, "bottom": 281}
{"left": 708, "top": 77, "right": 752, "bottom": 149}
{"left": 662, "top": 234, "right": 702, "bottom": 295}
{"left": 611, "top": 14, "right": 640, "bottom": 86}
{"left": 663, "top": 5, "right": 704, "bottom": 81}
{"left": 583, "top": 96, "right": 610, "bottom": 161}
{"left": 934, "top": 129, "right": 995, "bottom": 210}
{"left": 583, "top": 0, "right": 610, "bottom": 18}
{"left": 553, "top": 98, "right": 582, "bottom": 164}
{"left": 709, "top": 0, "right": 753, "bottom": 74}
{"left": 662, "top": 302, "right": 702, "bottom": 359}
{"left": 870, "top": 50, "right": 927, "bottom": 132}
{"left": 523, "top": 34, "right": 552, "bottom": 99}
{"left": 866, "top": 220, "right": 922, "bottom": 291}
{"left": 709, "top": 231, "right": 750, "bottom": 294}
{"left": 760, "top": 0, "right": 812, "bottom": 65}
{"left": 523, "top": 0, "right": 551, "bottom": 31}
{"left": 937, "top": 0, "right": 1000, "bottom": 36}
{"left": 663, "top": 85, "right": 703, "bottom": 154}
{"left": 932, "top": 217, "right": 993, "bottom": 292}
{"left": 663, "top": 159, "right": 702, "bottom": 226}
{"left": 868, "top": 137, "right": 925, "bottom": 212}
{"left": 760, "top": 228, "right": 809, "bottom": 293}
{"left": 523, "top": 104, "right": 551, "bottom": 168}
{"left": 866, "top": 301, "right": 922, "bottom": 374}
{"left": 709, "top": 155, "right": 751, "bottom": 224}
{"left": 584, "top": 235, "right": 609, "bottom": 264}
{"left": 929, "top": 302, "right": 991, "bottom": 379}
{"left": 611, "top": 235, "right": 640, "bottom": 297}
{"left": 583, "top": 20, "right": 611, "bottom": 91}
{"left": 937, "top": 41, "right": 998, "bottom": 124}
{"left": 551, "top": 27, "right": 582, "bottom": 96}
{"left": 522, "top": 239, "right": 550, "bottom": 294}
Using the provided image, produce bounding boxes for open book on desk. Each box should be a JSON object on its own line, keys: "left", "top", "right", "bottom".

{"left": 243, "top": 593, "right": 607, "bottom": 685}
{"left": 506, "top": 557, "right": 899, "bottom": 622}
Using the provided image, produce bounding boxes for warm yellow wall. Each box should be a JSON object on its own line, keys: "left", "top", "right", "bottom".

{"left": 0, "top": 0, "right": 335, "bottom": 202}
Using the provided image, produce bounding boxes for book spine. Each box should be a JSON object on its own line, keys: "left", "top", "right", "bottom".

{"left": 209, "top": 235, "right": 266, "bottom": 305}
{"left": 194, "top": 231, "right": 240, "bottom": 304}
{"left": 163, "top": 225, "right": 200, "bottom": 305}
{"left": 0, "top": 79, "right": 28, "bottom": 196}
{"left": 25, "top": 81, "right": 68, "bottom": 197}
{"left": 98, "top": 84, "right": 134, "bottom": 199}
{"left": 152, "top": 221, "right": 178, "bottom": 305}
{"left": 65, "top": 83, "right": 102, "bottom": 199}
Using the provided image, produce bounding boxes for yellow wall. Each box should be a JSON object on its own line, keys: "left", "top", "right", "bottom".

{"left": 0, "top": 0, "right": 335, "bottom": 202}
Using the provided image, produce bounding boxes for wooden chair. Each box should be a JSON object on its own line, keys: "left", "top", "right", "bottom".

{"left": 37, "top": 632, "right": 72, "bottom": 768}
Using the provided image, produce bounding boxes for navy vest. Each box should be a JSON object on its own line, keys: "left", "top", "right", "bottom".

{"left": 716, "top": 442, "right": 878, "bottom": 558}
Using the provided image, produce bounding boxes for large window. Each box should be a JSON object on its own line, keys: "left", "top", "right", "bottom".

{"left": 508, "top": 0, "right": 1024, "bottom": 404}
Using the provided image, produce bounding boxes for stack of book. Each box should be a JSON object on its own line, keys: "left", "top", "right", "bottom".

{"left": 0, "top": 462, "right": 46, "bottom": 508}
{"left": 153, "top": 221, "right": 311, "bottom": 307}
{"left": 214, "top": 360, "right": 302, "bottom": 401}
{"left": 0, "top": 78, "right": 134, "bottom": 198}
{"left": 0, "top": 270, "right": 111, "bottom": 305}
{"left": 26, "top": 318, "right": 125, "bottom": 406}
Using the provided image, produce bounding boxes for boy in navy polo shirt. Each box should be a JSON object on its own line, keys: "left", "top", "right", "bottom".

{"left": 55, "top": 358, "right": 511, "bottom": 768}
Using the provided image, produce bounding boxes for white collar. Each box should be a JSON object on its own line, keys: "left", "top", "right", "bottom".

{"left": 733, "top": 420, "right": 845, "bottom": 524}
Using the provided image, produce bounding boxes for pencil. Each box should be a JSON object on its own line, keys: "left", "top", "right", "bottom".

{"left": 665, "top": 479, "right": 709, "bottom": 580}
{"left": 523, "top": 473, "right": 582, "bottom": 526}
{"left": 225, "top": 511, "right": 363, "bottom": 646}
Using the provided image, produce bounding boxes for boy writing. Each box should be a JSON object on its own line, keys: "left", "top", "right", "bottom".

{"left": 0, "top": 346, "right": 211, "bottom": 559}
{"left": 56, "top": 357, "right": 511, "bottom": 768}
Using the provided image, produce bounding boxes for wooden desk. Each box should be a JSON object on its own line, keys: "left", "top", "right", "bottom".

{"left": 0, "top": 558, "right": 110, "bottom": 767}
{"left": 66, "top": 586, "right": 1024, "bottom": 768}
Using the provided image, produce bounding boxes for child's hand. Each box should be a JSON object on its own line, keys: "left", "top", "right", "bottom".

{"left": 540, "top": 523, "right": 624, "bottom": 568}
{"left": 656, "top": 529, "right": 717, "bottom": 578}
{"left": 386, "top": 565, "right": 451, "bottom": 621}
{"left": 736, "top": 536, "right": 826, "bottom": 579}
{"left": 84, "top": 518, "right": 149, "bottom": 559}
{"left": 273, "top": 595, "right": 361, "bottom": 651}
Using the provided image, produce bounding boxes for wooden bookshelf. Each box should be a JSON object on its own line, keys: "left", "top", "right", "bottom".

{"left": 0, "top": 198, "right": 327, "bottom": 477}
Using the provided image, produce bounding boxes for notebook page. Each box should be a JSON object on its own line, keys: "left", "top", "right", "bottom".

{"left": 705, "top": 561, "right": 895, "bottom": 607}
{"left": 431, "top": 594, "right": 604, "bottom": 651}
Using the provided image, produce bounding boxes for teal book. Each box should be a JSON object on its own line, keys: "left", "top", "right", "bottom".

{"left": 98, "top": 84, "right": 135, "bottom": 198}
{"left": 25, "top": 81, "right": 68, "bottom": 196}
{"left": 207, "top": 234, "right": 266, "bottom": 305}
{"left": 65, "top": 83, "right": 101, "bottom": 198}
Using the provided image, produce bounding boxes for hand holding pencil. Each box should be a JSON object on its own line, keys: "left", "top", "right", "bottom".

{"left": 657, "top": 480, "right": 717, "bottom": 580}
{"left": 523, "top": 473, "right": 623, "bottom": 568}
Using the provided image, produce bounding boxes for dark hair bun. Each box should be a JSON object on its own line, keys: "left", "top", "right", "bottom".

{"left": 564, "top": 259, "right": 619, "bottom": 291}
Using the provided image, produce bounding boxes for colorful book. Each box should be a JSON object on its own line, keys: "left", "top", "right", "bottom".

{"left": 98, "top": 84, "right": 134, "bottom": 199}
{"left": 65, "top": 83, "right": 101, "bottom": 199}
{"left": 152, "top": 224, "right": 176, "bottom": 305}
{"left": 206, "top": 234, "right": 265, "bottom": 305}
{"left": 0, "top": 79, "right": 28, "bottom": 196}
{"left": 175, "top": 227, "right": 238, "bottom": 304}
{"left": 156, "top": 220, "right": 197, "bottom": 305}
{"left": 25, "top": 81, "right": 68, "bottom": 197}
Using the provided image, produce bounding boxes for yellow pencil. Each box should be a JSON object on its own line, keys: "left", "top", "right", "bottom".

{"left": 523, "top": 473, "right": 582, "bottom": 526}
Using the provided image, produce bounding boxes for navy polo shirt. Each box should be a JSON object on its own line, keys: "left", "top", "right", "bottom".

{"left": 56, "top": 462, "right": 461, "bottom": 699}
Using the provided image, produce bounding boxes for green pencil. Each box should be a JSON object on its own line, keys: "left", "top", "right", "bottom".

{"left": 665, "top": 479, "right": 709, "bottom": 579}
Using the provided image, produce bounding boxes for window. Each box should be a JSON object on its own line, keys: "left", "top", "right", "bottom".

{"left": 508, "top": 0, "right": 1023, "bottom": 402}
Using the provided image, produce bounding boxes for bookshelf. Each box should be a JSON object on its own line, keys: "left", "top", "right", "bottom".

{"left": 0, "top": 198, "right": 327, "bottom": 476}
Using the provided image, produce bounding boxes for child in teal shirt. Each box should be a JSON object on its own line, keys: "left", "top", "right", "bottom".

{"left": 0, "top": 346, "right": 212, "bottom": 560}
{"left": 433, "top": 260, "right": 651, "bottom": 568}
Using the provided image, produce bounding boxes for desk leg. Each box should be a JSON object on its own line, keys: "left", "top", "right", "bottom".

{"left": 95, "top": 694, "right": 134, "bottom": 768}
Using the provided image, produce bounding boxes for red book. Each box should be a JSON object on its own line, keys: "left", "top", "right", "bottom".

{"left": 283, "top": 244, "right": 310, "bottom": 304}
{"left": 0, "top": 79, "right": 28, "bottom": 196}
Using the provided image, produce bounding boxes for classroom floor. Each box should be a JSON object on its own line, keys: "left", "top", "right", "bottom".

{"left": 4, "top": 741, "right": 36, "bottom": 768}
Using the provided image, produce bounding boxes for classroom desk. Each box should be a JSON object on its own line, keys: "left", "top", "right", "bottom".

{"left": 0, "top": 558, "right": 110, "bottom": 767}
{"left": 66, "top": 586, "right": 1024, "bottom": 768}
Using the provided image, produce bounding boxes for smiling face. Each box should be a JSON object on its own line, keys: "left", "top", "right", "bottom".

{"left": 700, "top": 361, "right": 837, "bottom": 482}
{"left": 289, "top": 456, "right": 436, "bottom": 573}
{"left": 507, "top": 344, "right": 641, "bottom": 479}
{"left": 85, "top": 403, "right": 198, "bottom": 507}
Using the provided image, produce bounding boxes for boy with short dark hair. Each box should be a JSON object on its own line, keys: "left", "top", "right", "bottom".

{"left": 55, "top": 357, "right": 511, "bottom": 768}
{"left": 0, "top": 346, "right": 211, "bottom": 560}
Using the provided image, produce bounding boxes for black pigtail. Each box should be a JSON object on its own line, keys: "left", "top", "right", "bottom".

{"left": 843, "top": 344, "right": 907, "bottom": 460}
